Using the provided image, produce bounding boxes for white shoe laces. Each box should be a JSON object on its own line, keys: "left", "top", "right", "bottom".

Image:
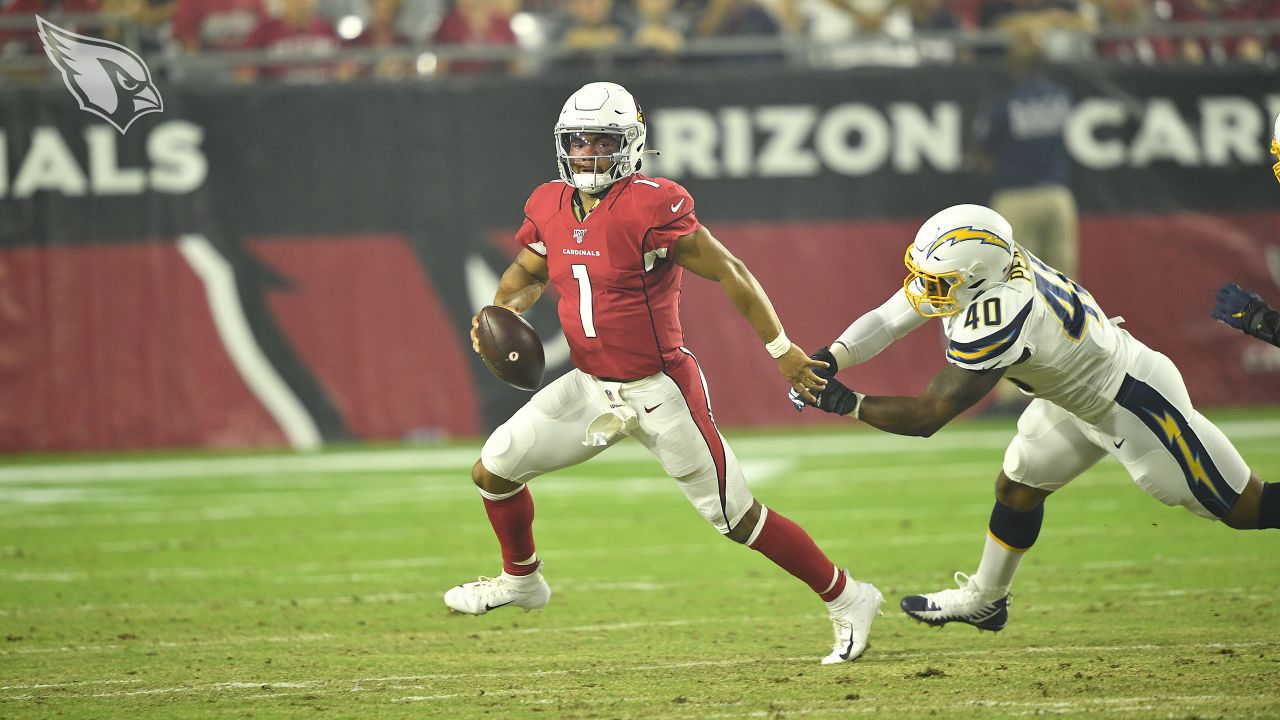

{"left": 468, "top": 575, "right": 516, "bottom": 603}
{"left": 924, "top": 571, "right": 985, "bottom": 609}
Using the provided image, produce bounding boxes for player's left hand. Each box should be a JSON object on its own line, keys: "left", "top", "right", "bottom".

{"left": 778, "top": 344, "right": 828, "bottom": 404}
{"left": 1211, "top": 282, "right": 1264, "bottom": 331}
{"left": 795, "top": 374, "right": 861, "bottom": 416}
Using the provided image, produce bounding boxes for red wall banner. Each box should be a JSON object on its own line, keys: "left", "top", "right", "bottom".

{"left": 0, "top": 236, "right": 481, "bottom": 453}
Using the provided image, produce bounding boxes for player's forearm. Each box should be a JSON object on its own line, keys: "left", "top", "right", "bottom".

{"left": 1244, "top": 303, "right": 1280, "bottom": 347}
{"left": 493, "top": 264, "right": 545, "bottom": 314}
{"left": 831, "top": 290, "right": 926, "bottom": 369}
{"left": 852, "top": 364, "right": 998, "bottom": 435}
{"left": 856, "top": 396, "right": 950, "bottom": 437}
{"left": 717, "top": 259, "right": 784, "bottom": 343}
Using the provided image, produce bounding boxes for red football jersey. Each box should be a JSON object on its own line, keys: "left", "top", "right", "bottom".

{"left": 515, "top": 174, "right": 701, "bottom": 379}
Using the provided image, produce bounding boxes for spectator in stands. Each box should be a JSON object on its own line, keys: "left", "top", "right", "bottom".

{"left": 549, "top": 0, "right": 631, "bottom": 72}
{"left": 245, "top": 0, "right": 346, "bottom": 81}
{"left": 433, "top": 0, "right": 519, "bottom": 74}
{"left": 980, "top": 0, "right": 1085, "bottom": 29}
{"left": 316, "top": 0, "right": 369, "bottom": 28}
{"left": 626, "top": 0, "right": 694, "bottom": 67}
{"left": 172, "top": 0, "right": 266, "bottom": 52}
{"left": 1093, "top": 0, "right": 1175, "bottom": 64}
{"left": 2, "top": 0, "right": 102, "bottom": 57}
{"left": 902, "top": 0, "right": 964, "bottom": 62}
{"left": 114, "top": 0, "right": 179, "bottom": 55}
{"left": 797, "top": 0, "right": 965, "bottom": 67}
{"left": 1166, "top": 0, "right": 1280, "bottom": 64}
{"left": 346, "top": 0, "right": 413, "bottom": 78}
{"left": 696, "top": 0, "right": 788, "bottom": 64}
{"left": 980, "top": 0, "right": 1091, "bottom": 61}
{"left": 904, "top": 0, "right": 959, "bottom": 31}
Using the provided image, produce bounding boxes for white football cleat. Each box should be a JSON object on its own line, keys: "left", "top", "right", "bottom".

{"left": 444, "top": 565, "right": 551, "bottom": 616}
{"left": 821, "top": 576, "right": 884, "bottom": 665}
{"left": 899, "top": 571, "right": 1010, "bottom": 631}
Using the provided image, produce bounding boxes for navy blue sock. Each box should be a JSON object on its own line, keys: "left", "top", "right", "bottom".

{"left": 1259, "top": 483, "right": 1280, "bottom": 530}
{"left": 989, "top": 499, "right": 1044, "bottom": 550}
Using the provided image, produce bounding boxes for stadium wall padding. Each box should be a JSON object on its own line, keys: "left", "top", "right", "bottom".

{"left": 1, "top": 66, "right": 1277, "bottom": 451}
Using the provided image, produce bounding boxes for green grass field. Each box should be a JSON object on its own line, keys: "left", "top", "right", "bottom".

{"left": 3, "top": 411, "right": 1279, "bottom": 719}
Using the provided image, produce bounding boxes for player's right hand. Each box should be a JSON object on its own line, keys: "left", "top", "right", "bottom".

{"left": 1211, "top": 282, "right": 1263, "bottom": 331}
{"left": 471, "top": 304, "right": 522, "bottom": 353}
{"left": 780, "top": 345, "right": 831, "bottom": 406}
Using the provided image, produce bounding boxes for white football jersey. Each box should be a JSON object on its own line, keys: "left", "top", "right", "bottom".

{"left": 941, "top": 245, "right": 1144, "bottom": 423}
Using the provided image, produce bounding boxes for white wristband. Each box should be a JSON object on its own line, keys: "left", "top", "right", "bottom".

{"left": 851, "top": 391, "right": 865, "bottom": 420}
{"left": 765, "top": 330, "right": 792, "bottom": 359}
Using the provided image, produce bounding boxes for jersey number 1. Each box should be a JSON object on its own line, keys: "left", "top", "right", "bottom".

{"left": 571, "top": 264, "right": 597, "bottom": 338}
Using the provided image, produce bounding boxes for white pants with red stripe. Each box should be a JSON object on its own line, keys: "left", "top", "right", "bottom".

{"left": 480, "top": 351, "right": 754, "bottom": 533}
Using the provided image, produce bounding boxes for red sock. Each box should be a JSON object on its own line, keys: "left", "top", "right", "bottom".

{"left": 749, "top": 508, "right": 847, "bottom": 602}
{"left": 481, "top": 486, "right": 537, "bottom": 576}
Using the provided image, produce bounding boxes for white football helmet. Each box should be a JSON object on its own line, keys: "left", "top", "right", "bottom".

{"left": 555, "top": 82, "right": 648, "bottom": 194}
{"left": 904, "top": 204, "right": 1016, "bottom": 318}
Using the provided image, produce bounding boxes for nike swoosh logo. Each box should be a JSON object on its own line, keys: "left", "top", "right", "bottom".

{"left": 1113, "top": 439, "right": 1125, "bottom": 449}
{"left": 485, "top": 600, "right": 513, "bottom": 611}
{"left": 839, "top": 630, "right": 854, "bottom": 660}
{"left": 670, "top": 199, "right": 685, "bottom": 213}
{"left": 644, "top": 404, "right": 662, "bottom": 414}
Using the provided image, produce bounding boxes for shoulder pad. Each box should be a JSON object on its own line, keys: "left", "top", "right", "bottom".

{"left": 624, "top": 176, "right": 694, "bottom": 227}
{"left": 524, "top": 181, "right": 572, "bottom": 222}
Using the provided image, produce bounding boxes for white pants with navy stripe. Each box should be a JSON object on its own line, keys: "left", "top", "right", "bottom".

{"left": 480, "top": 351, "right": 754, "bottom": 533}
{"left": 1002, "top": 348, "right": 1250, "bottom": 520}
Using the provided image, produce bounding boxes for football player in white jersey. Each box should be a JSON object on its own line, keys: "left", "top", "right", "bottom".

{"left": 793, "top": 203, "right": 1280, "bottom": 631}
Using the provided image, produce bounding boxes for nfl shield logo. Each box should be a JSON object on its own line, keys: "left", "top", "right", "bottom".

{"left": 605, "top": 389, "right": 615, "bottom": 401}
{"left": 573, "top": 228, "right": 587, "bottom": 244}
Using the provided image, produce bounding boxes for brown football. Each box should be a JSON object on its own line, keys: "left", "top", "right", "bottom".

{"left": 475, "top": 305, "right": 545, "bottom": 391}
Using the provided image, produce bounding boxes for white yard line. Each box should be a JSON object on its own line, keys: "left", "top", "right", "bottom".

{"left": 0, "top": 521, "right": 1164, "bottom": 584}
{"left": 2, "top": 418, "right": 1275, "bottom": 486}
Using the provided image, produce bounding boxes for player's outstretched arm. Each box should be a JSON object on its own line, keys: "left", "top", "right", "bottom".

{"left": 470, "top": 249, "right": 549, "bottom": 353}
{"left": 672, "top": 227, "right": 828, "bottom": 401}
{"left": 808, "top": 363, "right": 1006, "bottom": 437}
{"left": 829, "top": 289, "right": 929, "bottom": 369}
{"left": 1212, "top": 282, "right": 1280, "bottom": 348}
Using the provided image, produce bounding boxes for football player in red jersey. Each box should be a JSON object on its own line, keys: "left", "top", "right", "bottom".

{"left": 444, "top": 82, "right": 884, "bottom": 664}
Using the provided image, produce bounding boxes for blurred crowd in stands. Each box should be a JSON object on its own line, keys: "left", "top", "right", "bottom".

{"left": 3, "top": 0, "right": 1279, "bottom": 81}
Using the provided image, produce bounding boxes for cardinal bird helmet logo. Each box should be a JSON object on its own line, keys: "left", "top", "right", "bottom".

{"left": 36, "top": 15, "right": 163, "bottom": 134}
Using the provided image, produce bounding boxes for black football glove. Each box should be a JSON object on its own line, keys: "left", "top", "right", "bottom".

{"left": 788, "top": 346, "right": 838, "bottom": 412}
{"left": 789, "top": 374, "right": 861, "bottom": 416}
{"left": 810, "top": 375, "right": 861, "bottom": 416}
{"left": 1211, "top": 282, "right": 1264, "bottom": 331}
{"left": 1212, "top": 282, "right": 1280, "bottom": 346}
{"left": 810, "top": 345, "right": 837, "bottom": 380}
